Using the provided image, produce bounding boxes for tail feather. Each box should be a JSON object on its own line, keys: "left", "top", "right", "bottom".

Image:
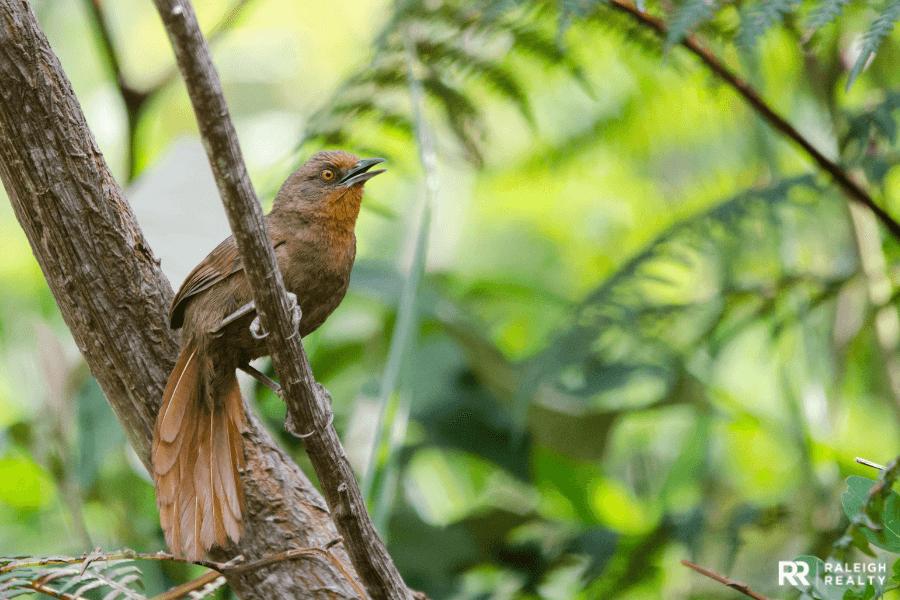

{"left": 152, "top": 344, "right": 246, "bottom": 563}
{"left": 158, "top": 349, "right": 197, "bottom": 443}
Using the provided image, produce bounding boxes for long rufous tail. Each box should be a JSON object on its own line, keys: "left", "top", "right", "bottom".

{"left": 152, "top": 344, "right": 247, "bottom": 562}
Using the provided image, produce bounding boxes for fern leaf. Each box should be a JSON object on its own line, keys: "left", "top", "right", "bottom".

{"left": 414, "top": 39, "right": 535, "bottom": 125}
{"left": 666, "top": 0, "right": 718, "bottom": 51}
{"left": 523, "top": 176, "right": 858, "bottom": 410}
{"left": 505, "top": 21, "right": 591, "bottom": 91}
{"left": 805, "top": 0, "right": 852, "bottom": 33}
{"left": 422, "top": 75, "right": 486, "bottom": 164}
{"left": 0, "top": 558, "right": 147, "bottom": 600}
{"left": 737, "top": 0, "right": 802, "bottom": 49}
{"left": 560, "top": 0, "right": 603, "bottom": 18}
{"left": 847, "top": 0, "right": 900, "bottom": 89}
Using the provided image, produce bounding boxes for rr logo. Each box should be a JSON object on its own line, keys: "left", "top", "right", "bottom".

{"left": 778, "top": 561, "right": 810, "bottom": 586}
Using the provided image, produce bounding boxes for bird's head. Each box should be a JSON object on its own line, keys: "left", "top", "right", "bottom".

{"left": 273, "top": 150, "right": 386, "bottom": 226}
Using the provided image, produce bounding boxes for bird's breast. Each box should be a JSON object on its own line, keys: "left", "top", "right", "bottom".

{"left": 280, "top": 231, "right": 356, "bottom": 337}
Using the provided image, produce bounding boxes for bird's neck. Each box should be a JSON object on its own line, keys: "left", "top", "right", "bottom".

{"left": 321, "top": 187, "right": 362, "bottom": 236}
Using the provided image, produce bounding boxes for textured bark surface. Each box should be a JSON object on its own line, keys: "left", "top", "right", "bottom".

{"left": 0, "top": 1, "right": 366, "bottom": 598}
{"left": 151, "top": 1, "right": 413, "bottom": 599}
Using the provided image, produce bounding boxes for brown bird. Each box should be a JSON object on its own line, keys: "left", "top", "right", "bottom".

{"left": 152, "top": 150, "right": 386, "bottom": 562}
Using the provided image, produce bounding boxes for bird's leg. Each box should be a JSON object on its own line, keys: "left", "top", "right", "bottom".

{"left": 211, "top": 300, "right": 256, "bottom": 336}
{"left": 250, "top": 292, "right": 302, "bottom": 340}
{"left": 293, "top": 383, "right": 335, "bottom": 438}
{"left": 238, "top": 363, "right": 281, "bottom": 393}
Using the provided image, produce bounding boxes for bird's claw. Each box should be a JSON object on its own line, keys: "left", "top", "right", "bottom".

{"left": 248, "top": 292, "right": 301, "bottom": 340}
{"left": 250, "top": 315, "right": 268, "bottom": 340}
{"left": 287, "top": 292, "right": 302, "bottom": 334}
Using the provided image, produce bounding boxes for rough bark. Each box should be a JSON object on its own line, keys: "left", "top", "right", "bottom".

{"left": 0, "top": 1, "right": 366, "bottom": 598}
{"left": 151, "top": 1, "right": 413, "bottom": 599}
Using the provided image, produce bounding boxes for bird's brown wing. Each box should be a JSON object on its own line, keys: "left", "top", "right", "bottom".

{"left": 168, "top": 233, "right": 286, "bottom": 329}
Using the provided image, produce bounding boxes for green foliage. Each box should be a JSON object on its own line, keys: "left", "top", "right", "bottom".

{"left": 665, "top": 0, "right": 718, "bottom": 50}
{"left": 523, "top": 176, "right": 856, "bottom": 417}
{"left": 805, "top": 0, "right": 853, "bottom": 33}
{"left": 302, "top": 0, "right": 588, "bottom": 165}
{"left": 841, "top": 476, "right": 900, "bottom": 553}
{"left": 847, "top": 0, "right": 900, "bottom": 88}
{"left": 1, "top": 557, "right": 146, "bottom": 600}
{"left": 737, "top": 0, "right": 803, "bottom": 49}
{"left": 10, "top": 0, "right": 900, "bottom": 598}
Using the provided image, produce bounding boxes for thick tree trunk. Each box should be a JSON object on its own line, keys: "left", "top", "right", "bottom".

{"left": 0, "top": 1, "right": 366, "bottom": 598}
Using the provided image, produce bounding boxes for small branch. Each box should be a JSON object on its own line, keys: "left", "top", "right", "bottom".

{"left": 681, "top": 560, "right": 776, "bottom": 600}
{"left": 150, "top": 0, "right": 412, "bottom": 598}
{"left": 148, "top": 570, "right": 224, "bottom": 600}
{"left": 22, "top": 580, "right": 87, "bottom": 600}
{"left": 0, "top": 549, "right": 235, "bottom": 575}
{"left": 606, "top": 0, "right": 900, "bottom": 242}
{"left": 225, "top": 539, "right": 367, "bottom": 600}
{"left": 857, "top": 457, "right": 887, "bottom": 470}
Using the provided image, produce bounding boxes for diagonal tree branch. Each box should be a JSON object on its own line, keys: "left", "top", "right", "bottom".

{"left": 0, "top": 1, "right": 369, "bottom": 599}
{"left": 606, "top": 0, "right": 900, "bottom": 242}
{"left": 149, "top": 0, "right": 413, "bottom": 598}
{"left": 681, "top": 560, "right": 776, "bottom": 600}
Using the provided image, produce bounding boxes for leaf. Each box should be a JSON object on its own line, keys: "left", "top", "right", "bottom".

{"left": 790, "top": 556, "right": 886, "bottom": 600}
{"left": 414, "top": 39, "right": 535, "bottom": 125}
{"left": 737, "top": 0, "right": 803, "bottom": 49}
{"left": 841, "top": 476, "right": 900, "bottom": 552}
{"left": 566, "top": 527, "right": 618, "bottom": 582}
{"left": 522, "top": 176, "right": 856, "bottom": 419}
{"left": 805, "top": 0, "right": 853, "bottom": 33}
{"left": 666, "top": 0, "right": 718, "bottom": 51}
{"left": 847, "top": 0, "right": 900, "bottom": 90}
{"left": 0, "top": 557, "right": 147, "bottom": 600}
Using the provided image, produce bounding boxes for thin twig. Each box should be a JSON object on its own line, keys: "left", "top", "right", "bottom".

{"left": 856, "top": 457, "right": 887, "bottom": 470}
{"left": 223, "top": 539, "right": 367, "bottom": 600}
{"left": 149, "top": 0, "right": 412, "bottom": 598}
{"left": 148, "top": 569, "right": 224, "bottom": 600}
{"left": 681, "top": 560, "right": 776, "bottom": 600}
{"left": 0, "top": 549, "right": 234, "bottom": 575}
{"left": 606, "top": 0, "right": 900, "bottom": 242}
{"left": 22, "top": 580, "right": 88, "bottom": 600}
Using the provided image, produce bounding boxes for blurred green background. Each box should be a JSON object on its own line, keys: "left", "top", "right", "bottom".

{"left": 3, "top": 0, "right": 900, "bottom": 597}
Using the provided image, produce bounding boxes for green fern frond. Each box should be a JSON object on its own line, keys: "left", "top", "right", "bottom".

{"left": 559, "top": 0, "right": 604, "bottom": 19}
{"left": 413, "top": 38, "right": 535, "bottom": 125}
{"left": 521, "top": 176, "right": 858, "bottom": 410}
{"left": 328, "top": 100, "right": 416, "bottom": 136}
{"left": 846, "top": 0, "right": 900, "bottom": 89}
{"left": 422, "top": 74, "right": 486, "bottom": 164}
{"left": 302, "top": 0, "right": 591, "bottom": 164}
{"left": 504, "top": 20, "right": 592, "bottom": 90}
{"left": 1, "top": 558, "right": 146, "bottom": 600}
{"left": 0, "top": 553, "right": 229, "bottom": 600}
{"left": 666, "top": 0, "right": 718, "bottom": 51}
{"left": 736, "top": 0, "right": 802, "bottom": 49}
{"left": 805, "top": 0, "right": 853, "bottom": 33}
{"left": 844, "top": 91, "right": 900, "bottom": 145}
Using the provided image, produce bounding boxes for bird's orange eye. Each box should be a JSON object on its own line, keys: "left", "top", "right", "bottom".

{"left": 321, "top": 169, "right": 335, "bottom": 182}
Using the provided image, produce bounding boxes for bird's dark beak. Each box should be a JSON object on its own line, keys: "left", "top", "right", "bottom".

{"left": 339, "top": 158, "right": 387, "bottom": 187}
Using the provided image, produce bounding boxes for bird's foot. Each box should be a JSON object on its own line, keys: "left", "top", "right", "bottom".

{"left": 286, "top": 291, "right": 302, "bottom": 335}
{"left": 249, "top": 314, "right": 267, "bottom": 339}
{"left": 250, "top": 292, "right": 301, "bottom": 340}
